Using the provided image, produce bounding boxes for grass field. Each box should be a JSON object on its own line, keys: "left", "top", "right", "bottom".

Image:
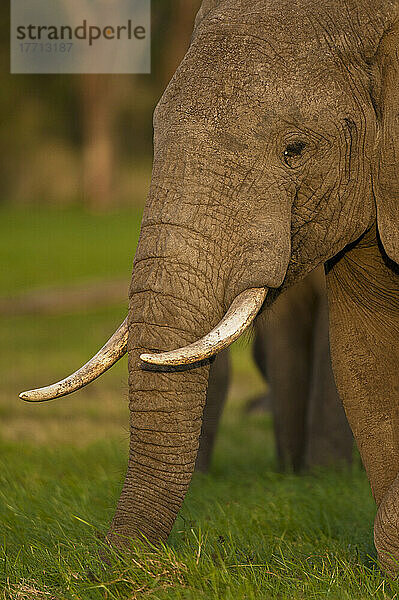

{"left": 0, "top": 205, "right": 398, "bottom": 599}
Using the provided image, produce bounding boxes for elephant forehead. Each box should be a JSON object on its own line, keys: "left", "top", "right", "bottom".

{"left": 156, "top": 50, "right": 355, "bottom": 146}
{"left": 197, "top": 0, "right": 392, "bottom": 60}
{"left": 156, "top": 12, "right": 365, "bottom": 138}
{"left": 185, "top": 0, "right": 393, "bottom": 111}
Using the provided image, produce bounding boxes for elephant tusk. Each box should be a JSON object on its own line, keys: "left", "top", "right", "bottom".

{"left": 19, "top": 288, "right": 267, "bottom": 400}
{"left": 140, "top": 288, "right": 267, "bottom": 367}
{"left": 19, "top": 318, "right": 129, "bottom": 403}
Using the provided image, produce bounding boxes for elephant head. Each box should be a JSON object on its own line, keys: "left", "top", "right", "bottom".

{"left": 21, "top": 0, "right": 399, "bottom": 567}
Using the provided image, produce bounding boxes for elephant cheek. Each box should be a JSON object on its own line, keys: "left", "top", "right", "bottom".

{"left": 229, "top": 199, "right": 292, "bottom": 302}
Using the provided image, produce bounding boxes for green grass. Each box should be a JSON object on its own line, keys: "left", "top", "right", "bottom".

{"left": 0, "top": 205, "right": 143, "bottom": 293}
{"left": 0, "top": 426, "right": 391, "bottom": 600}
{"left": 1, "top": 206, "right": 398, "bottom": 599}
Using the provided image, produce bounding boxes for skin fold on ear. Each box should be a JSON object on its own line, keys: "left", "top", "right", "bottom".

{"left": 373, "top": 21, "right": 399, "bottom": 264}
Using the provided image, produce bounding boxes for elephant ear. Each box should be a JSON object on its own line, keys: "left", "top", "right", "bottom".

{"left": 194, "top": 0, "right": 220, "bottom": 30}
{"left": 373, "top": 22, "right": 399, "bottom": 264}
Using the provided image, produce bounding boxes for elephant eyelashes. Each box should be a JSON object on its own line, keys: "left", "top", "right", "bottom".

{"left": 283, "top": 141, "right": 307, "bottom": 168}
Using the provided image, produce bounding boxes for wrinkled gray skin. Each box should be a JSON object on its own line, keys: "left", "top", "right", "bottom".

{"left": 108, "top": 0, "right": 399, "bottom": 573}
{"left": 196, "top": 268, "right": 354, "bottom": 474}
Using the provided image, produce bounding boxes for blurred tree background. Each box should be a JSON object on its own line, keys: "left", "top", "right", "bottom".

{"left": 0, "top": 0, "right": 202, "bottom": 210}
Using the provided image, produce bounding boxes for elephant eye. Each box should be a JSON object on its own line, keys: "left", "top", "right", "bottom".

{"left": 283, "top": 141, "right": 307, "bottom": 168}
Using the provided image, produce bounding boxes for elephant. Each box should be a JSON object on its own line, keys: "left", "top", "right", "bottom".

{"left": 196, "top": 267, "right": 354, "bottom": 474}
{"left": 21, "top": 0, "right": 399, "bottom": 574}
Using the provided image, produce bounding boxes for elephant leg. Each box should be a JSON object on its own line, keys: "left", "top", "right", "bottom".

{"left": 305, "top": 290, "right": 353, "bottom": 468}
{"left": 195, "top": 349, "right": 231, "bottom": 473}
{"left": 259, "top": 280, "right": 316, "bottom": 472}
{"left": 326, "top": 228, "right": 399, "bottom": 573}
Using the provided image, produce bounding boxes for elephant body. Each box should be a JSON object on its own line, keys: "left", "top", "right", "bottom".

{"left": 23, "top": 0, "right": 399, "bottom": 573}
{"left": 108, "top": 0, "right": 399, "bottom": 569}
{"left": 196, "top": 267, "right": 353, "bottom": 473}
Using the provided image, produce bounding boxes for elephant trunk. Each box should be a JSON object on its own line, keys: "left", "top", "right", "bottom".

{"left": 107, "top": 222, "right": 224, "bottom": 545}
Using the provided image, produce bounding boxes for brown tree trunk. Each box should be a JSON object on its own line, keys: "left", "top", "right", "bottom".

{"left": 80, "top": 75, "right": 115, "bottom": 211}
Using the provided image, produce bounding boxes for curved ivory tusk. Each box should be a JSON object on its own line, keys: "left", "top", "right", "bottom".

{"left": 19, "top": 318, "right": 129, "bottom": 403}
{"left": 140, "top": 288, "right": 267, "bottom": 367}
